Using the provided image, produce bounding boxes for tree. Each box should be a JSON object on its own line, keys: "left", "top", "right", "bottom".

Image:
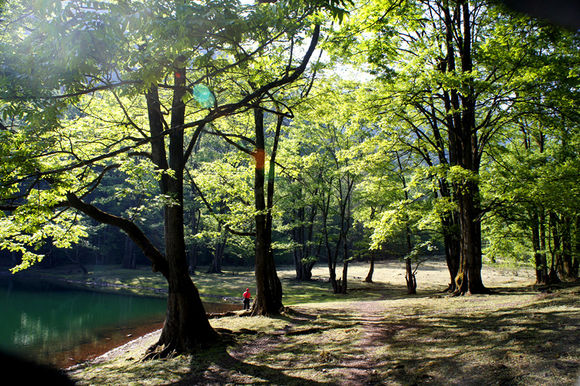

{"left": 285, "top": 80, "right": 370, "bottom": 293}
{"left": 331, "top": 0, "right": 579, "bottom": 294}
{"left": 0, "top": 0, "right": 325, "bottom": 355}
{"left": 477, "top": 11, "right": 580, "bottom": 283}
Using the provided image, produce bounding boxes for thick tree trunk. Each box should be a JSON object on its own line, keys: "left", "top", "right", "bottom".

{"left": 65, "top": 192, "right": 217, "bottom": 355}
{"left": 446, "top": 1, "right": 488, "bottom": 295}
{"left": 455, "top": 182, "right": 488, "bottom": 294}
{"left": 251, "top": 109, "right": 283, "bottom": 316}
{"left": 144, "top": 68, "right": 217, "bottom": 355}
{"left": 148, "top": 265, "right": 217, "bottom": 358}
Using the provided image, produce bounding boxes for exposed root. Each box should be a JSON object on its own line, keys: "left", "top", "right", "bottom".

{"left": 440, "top": 282, "right": 457, "bottom": 293}
{"left": 142, "top": 341, "right": 178, "bottom": 361}
{"left": 451, "top": 286, "right": 493, "bottom": 296}
{"left": 450, "top": 289, "right": 465, "bottom": 297}
{"left": 473, "top": 287, "right": 493, "bottom": 295}
{"left": 207, "top": 311, "right": 237, "bottom": 319}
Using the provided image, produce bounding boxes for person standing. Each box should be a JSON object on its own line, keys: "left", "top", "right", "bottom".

{"left": 242, "top": 288, "right": 251, "bottom": 310}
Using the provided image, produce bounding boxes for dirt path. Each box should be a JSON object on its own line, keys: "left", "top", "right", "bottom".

{"left": 338, "top": 301, "right": 390, "bottom": 384}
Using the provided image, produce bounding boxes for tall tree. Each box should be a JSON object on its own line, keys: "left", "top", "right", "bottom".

{"left": 330, "top": 0, "right": 579, "bottom": 293}
{"left": 0, "top": 0, "right": 325, "bottom": 354}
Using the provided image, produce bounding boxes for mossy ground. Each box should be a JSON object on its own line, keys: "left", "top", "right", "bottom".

{"left": 55, "top": 260, "right": 579, "bottom": 385}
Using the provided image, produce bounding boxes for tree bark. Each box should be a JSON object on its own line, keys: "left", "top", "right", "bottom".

{"left": 144, "top": 67, "right": 217, "bottom": 356}
{"left": 251, "top": 109, "right": 283, "bottom": 316}
{"left": 207, "top": 230, "right": 226, "bottom": 274}
{"left": 365, "top": 253, "right": 375, "bottom": 283}
{"left": 405, "top": 257, "right": 417, "bottom": 295}
{"left": 561, "top": 215, "right": 575, "bottom": 279}
{"left": 531, "top": 209, "right": 549, "bottom": 285}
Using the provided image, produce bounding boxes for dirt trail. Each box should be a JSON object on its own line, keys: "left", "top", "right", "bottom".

{"left": 338, "top": 301, "right": 389, "bottom": 384}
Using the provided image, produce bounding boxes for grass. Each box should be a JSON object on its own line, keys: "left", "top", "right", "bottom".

{"left": 24, "top": 261, "right": 416, "bottom": 304}
{"left": 58, "top": 259, "right": 580, "bottom": 385}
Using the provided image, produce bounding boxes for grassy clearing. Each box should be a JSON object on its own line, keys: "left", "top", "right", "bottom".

{"left": 24, "top": 256, "right": 536, "bottom": 304}
{"left": 66, "top": 260, "right": 579, "bottom": 385}
{"left": 25, "top": 259, "right": 431, "bottom": 304}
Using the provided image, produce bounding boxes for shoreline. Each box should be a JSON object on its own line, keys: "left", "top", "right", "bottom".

{"left": 55, "top": 320, "right": 165, "bottom": 369}
{"left": 67, "top": 328, "right": 163, "bottom": 371}
{"left": 65, "top": 307, "right": 244, "bottom": 371}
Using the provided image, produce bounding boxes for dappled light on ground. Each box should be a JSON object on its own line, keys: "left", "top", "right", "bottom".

{"left": 68, "top": 261, "right": 579, "bottom": 385}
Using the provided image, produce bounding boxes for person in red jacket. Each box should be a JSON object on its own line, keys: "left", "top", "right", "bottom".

{"left": 242, "top": 288, "right": 251, "bottom": 310}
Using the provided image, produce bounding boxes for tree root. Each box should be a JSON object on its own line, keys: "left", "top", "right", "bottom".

{"left": 142, "top": 341, "right": 178, "bottom": 361}
{"left": 440, "top": 282, "right": 457, "bottom": 293}
{"left": 451, "top": 286, "right": 493, "bottom": 297}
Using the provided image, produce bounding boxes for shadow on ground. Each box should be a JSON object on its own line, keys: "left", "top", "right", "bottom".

{"left": 172, "top": 282, "right": 579, "bottom": 385}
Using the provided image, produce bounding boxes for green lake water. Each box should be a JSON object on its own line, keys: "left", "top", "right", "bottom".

{"left": 0, "top": 276, "right": 167, "bottom": 367}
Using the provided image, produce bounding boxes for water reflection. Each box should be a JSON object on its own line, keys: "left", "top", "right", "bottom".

{"left": 0, "top": 276, "right": 166, "bottom": 367}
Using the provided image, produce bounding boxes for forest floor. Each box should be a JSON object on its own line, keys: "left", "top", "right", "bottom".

{"left": 66, "top": 260, "right": 580, "bottom": 385}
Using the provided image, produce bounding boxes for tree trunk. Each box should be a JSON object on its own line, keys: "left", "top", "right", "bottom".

{"left": 207, "top": 231, "right": 226, "bottom": 274}
{"left": 65, "top": 192, "right": 218, "bottom": 355}
{"left": 122, "top": 235, "right": 137, "bottom": 269}
{"left": 548, "top": 212, "right": 562, "bottom": 283}
{"left": 404, "top": 214, "right": 416, "bottom": 295}
{"left": 447, "top": 1, "right": 488, "bottom": 295}
{"left": 405, "top": 257, "right": 417, "bottom": 295}
{"left": 540, "top": 209, "right": 549, "bottom": 281}
{"left": 442, "top": 213, "right": 460, "bottom": 292}
{"left": 188, "top": 247, "right": 197, "bottom": 276}
{"left": 573, "top": 216, "right": 580, "bottom": 278}
{"left": 144, "top": 68, "right": 217, "bottom": 356}
{"left": 292, "top": 204, "right": 307, "bottom": 280}
{"left": 188, "top": 208, "right": 201, "bottom": 275}
{"left": 455, "top": 182, "right": 488, "bottom": 294}
{"left": 531, "top": 209, "right": 549, "bottom": 285}
{"left": 340, "top": 259, "right": 348, "bottom": 294}
{"left": 300, "top": 203, "right": 319, "bottom": 280}
{"left": 561, "top": 216, "right": 575, "bottom": 279}
{"left": 251, "top": 109, "right": 283, "bottom": 316}
{"left": 365, "top": 253, "right": 375, "bottom": 283}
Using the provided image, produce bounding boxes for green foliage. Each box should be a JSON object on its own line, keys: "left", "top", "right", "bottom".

{"left": 0, "top": 0, "right": 577, "bottom": 278}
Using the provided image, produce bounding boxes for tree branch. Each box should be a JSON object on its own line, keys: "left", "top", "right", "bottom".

{"left": 65, "top": 193, "right": 169, "bottom": 276}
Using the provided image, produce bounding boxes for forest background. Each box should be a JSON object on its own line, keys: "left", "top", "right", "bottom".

{"left": 0, "top": 0, "right": 578, "bottom": 363}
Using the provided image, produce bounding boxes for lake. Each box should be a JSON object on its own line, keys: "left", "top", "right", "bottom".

{"left": 0, "top": 276, "right": 236, "bottom": 368}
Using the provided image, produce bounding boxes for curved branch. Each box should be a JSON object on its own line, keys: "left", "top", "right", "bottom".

{"left": 181, "top": 24, "right": 321, "bottom": 131}
{"left": 65, "top": 193, "right": 169, "bottom": 276}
